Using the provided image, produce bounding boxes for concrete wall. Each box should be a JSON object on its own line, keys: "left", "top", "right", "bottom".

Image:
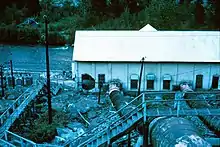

{"left": 72, "top": 62, "right": 220, "bottom": 91}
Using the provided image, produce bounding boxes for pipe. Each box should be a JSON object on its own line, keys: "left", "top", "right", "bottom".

{"left": 149, "top": 117, "right": 211, "bottom": 147}
{"left": 184, "top": 93, "right": 220, "bottom": 136}
{"left": 108, "top": 82, "right": 211, "bottom": 146}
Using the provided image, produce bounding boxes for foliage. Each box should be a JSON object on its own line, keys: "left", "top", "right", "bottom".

{"left": 25, "top": 111, "right": 69, "bottom": 143}
{"left": 0, "top": 25, "right": 40, "bottom": 44}
{"left": 88, "top": 0, "right": 216, "bottom": 31}
{"left": 0, "top": 0, "right": 219, "bottom": 45}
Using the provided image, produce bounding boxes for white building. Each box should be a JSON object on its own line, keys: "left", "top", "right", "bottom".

{"left": 72, "top": 24, "right": 220, "bottom": 92}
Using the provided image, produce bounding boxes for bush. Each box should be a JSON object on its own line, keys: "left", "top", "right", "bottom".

{"left": 0, "top": 25, "right": 40, "bottom": 44}
{"left": 26, "top": 111, "right": 69, "bottom": 143}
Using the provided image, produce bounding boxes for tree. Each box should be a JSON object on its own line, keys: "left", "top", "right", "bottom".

{"left": 195, "top": 0, "right": 205, "bottom": 24}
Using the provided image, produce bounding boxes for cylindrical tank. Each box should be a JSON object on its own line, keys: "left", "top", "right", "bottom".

{"left": 149, "top": 117, "right": 211, "bottom": 147}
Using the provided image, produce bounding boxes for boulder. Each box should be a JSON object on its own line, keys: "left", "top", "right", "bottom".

{"left": 56, "top": 127, "right": 78, "bottom": 140}
{"left": 88, "top": 110, "right": 97, "bottom": 119}
{"left": 52, "top": 103, "right": 63, "bottom": 112}
{"left": 7, "top": 95, "right": 16, "bottom": 100}
{"left": 67, "top": 122, "right": 84, "bottom": 131}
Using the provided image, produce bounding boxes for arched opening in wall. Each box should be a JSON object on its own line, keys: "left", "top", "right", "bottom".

{"left": 81, "top": 73, "right": 95, "bottom": 90}
{"left": 163, "top": 74, "right": 172, "bottom": 90}
{"left": 146, "top": 73, "right": 155, "bottom": 90}
{"left": 211, "top": 75, "right": 219, "bottom": 89}
{"left": 195, "top": 74, "right": 203, "bottom": 89}
{"left": 130, "top": 74, "right": 139, "bottom": 90}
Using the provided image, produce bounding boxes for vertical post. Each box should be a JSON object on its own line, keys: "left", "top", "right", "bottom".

{"left": 142, "top": 93, "right": 148, "bottom": 146}
{"left": 107, "top": 126, "right": 111, "bottom": 146}
{"left": 138, "top": 57, "right": 145, "bottom": 96}
{"left": 44, "top": 15, "right": 52, "bottom": 124}
{"left": 98, "top": 82, "right": 102, "bottom": 104}
{"left": 128, "top": 132, "right": 131, "bottom": 147}
{"left": 177, "top": 99, "right": 180, "bottom": 117}
{"left": 0, "top": 65, "right": 4, "bottom": 98}
{"left": 10, "top": 60, "right": 15, "bottom": 89}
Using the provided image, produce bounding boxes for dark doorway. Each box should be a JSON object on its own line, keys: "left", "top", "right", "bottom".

{"left": 131, "top": 79, "right": 138, "bottom": 89}
{"left": 98, "top": 74, "right": 105, "bottom": 88}
{"left": 196, "top": 74, "right": 203, "bottom": 89}
{"left": 81, "top": 74, "right": 95, "bottom": 90}
{"left": 211, "top": 75, "right": 219, "bottom": 89}
{"left": 163, "top": 80, "right": 171, "bottom": 90}
{"left": 147, "top": 80, "right": 154, "bottom": 90}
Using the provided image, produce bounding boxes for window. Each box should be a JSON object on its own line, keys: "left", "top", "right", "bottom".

{"left": 163, "top": 74, "right": 171, "bottom": 90}
{"left": 211, "top": 75, "right": 219, "bottom": 89}
{"left": 131, "top": 79, "right": 138, "bottom": 89}
{"left": 147, "top": 80, "right": 154, "bottom": 90}
{"left": 146, "top": 74, "right": 155, "bottom": 90}
{"left": 196, "top": 74, "right": 203, "bottom": 89}
{"left": 163, "top": 80, "right": 171, "bottom": 90}
{"left": 130, "top": 74, "right": 139, "bottom": 89}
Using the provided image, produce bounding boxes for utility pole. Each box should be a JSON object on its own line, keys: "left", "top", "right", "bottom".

{"left": 98, "top": 82, "right": 102, "bottom": 104}
{"left": 10, "top": 60, "right": 15, "bottom": 89}
{"left": 0, "top": 65, "right": 5, "bottom": 98}
{"left": 138, "top": 57, "right": 145, "bottom": 96}
{"left": 44, "top": 15, "right": 52, "bottom": 124}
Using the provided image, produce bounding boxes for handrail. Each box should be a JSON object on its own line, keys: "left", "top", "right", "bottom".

{"left": 0, "top": 87, "right": 31, "bottom": 120}
{"left": 78, "top": 91, "right": 220, "bottom": 146}
{"left": 81, "top": 102, "right": 145, "bottom": 145}
{"left": 0, "top": 79, "right": 45, "bottom": 121}
{"left": 0, "top": 138, "right": 16, "bottom": 147}
{"left": 145, "top": 99, "right": 219, "bottom": 103}
{"left": 6, "top": 131, "right": 37, "bottom": 145}
{"left": 63, "top": 93, "right": 144, "bottom": 146}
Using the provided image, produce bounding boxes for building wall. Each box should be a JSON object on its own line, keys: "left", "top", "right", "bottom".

{"left": 72, "top": 61, "right": 220, "bottom": 91}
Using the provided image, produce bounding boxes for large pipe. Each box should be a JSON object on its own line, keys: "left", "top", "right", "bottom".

{"left": 149, "top": 117, "right": 211, "bottom": 147}
{"left": 108, "top": 82, "right": 211, "bottom": 146}
{"left": 184, "top": 93, "right": 220, "bottom": 136}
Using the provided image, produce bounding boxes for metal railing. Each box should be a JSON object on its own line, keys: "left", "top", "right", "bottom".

{"left": 74, "top": 91, "right": 220, "bottom": 146}
{"left": 63, "top": 93, "right": 144, "bottom": 146}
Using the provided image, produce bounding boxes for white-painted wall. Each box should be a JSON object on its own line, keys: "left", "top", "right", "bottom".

{"left": 72, "top": 62, "right": 220, "bottom": 91}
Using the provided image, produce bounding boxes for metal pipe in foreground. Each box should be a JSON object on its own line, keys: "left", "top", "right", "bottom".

{"left": 149, "top": 116, "right": 211, "bottom": 147}
{"left": 108, "top": 83, "right": 211, "bottom": 146}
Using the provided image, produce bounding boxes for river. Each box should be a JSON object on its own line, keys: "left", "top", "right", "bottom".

{"left": 0, "top": 44, "right": 73, "bottom": 73}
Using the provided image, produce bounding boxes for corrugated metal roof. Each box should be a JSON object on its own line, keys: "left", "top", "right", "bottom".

{"left": 73, "top": 30, "right": 220, "bottom": 62}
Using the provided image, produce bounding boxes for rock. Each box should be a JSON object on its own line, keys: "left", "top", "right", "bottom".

{"left": 88, "top": 111, "right": 97, "bottom": 119}
{"left": 67, "top": 104, "right": 78, "bottom": 119}
{"left": 54, "top": 136, "right": 66, "bottom": 144}
{"left": 7, "top": 95, "right": 16, "bottom": 100}
{"left": 67, "top": 122, "right": 84, "bottom": 131}
{"left": 77, "top": 128, "right": 85, "bottom": 136}
{"left": 56, "top": 127, "right": 78, "bottom": 140}
{"left": 78, "top": 106, "right": 90, "bottom": 114}
{"left": 52, "top": 103, "right": 63, "bottom": 112}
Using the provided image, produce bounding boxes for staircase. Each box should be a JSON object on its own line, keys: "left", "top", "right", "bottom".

{"left": 65, "top": 92, "right": 220, "bottom": 147}
{"left": 0, "top": 81, "right": 45, "bottom": 138}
